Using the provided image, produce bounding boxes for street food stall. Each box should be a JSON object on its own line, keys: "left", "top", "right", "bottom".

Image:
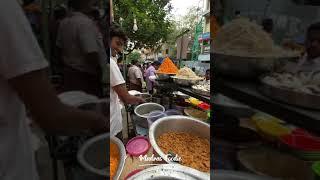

{"left": 212, "top": 3, "right": 320, "bottom": 178}
{"left": 109, "top": 57, "right": 212, "bottom": 179}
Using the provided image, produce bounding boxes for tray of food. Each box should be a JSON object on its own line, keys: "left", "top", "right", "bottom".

{"left": 192, "top": 81, "right": 210, "bottom": 97}
{"left": 172, "top": 67, "right": 204, "bottom": 86}
{"left": 214, "top": 18, "right": 299, "bottom": 78}
{"left": 260, "top": 72, "right": 320, "bottom": 110}
{"left": 156, "top": 57, "right": 178, "bottom": 80}
{"left": 184, "top": 107, "right": 208, "bottom": 122}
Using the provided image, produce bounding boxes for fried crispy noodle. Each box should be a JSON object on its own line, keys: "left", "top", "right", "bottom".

{"left": 214, "top": 18, "right": 298, "bottom": 58}
{"left": 157, "top": 132, "right": 210, "bottom": 172}
{"left": 176, "top": 67, "right": 200, "bottom": 79}
{"left": 263, "top": 72, "right": 320, "bottom": 96}
{"left": 110, "top": 142, "right": 119, "bottom": 179}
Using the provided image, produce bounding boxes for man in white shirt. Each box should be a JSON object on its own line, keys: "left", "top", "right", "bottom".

{"left": 110, "top": 23, "right": 144, "bottom": 137}
{"left": 0, "top": 1, "right": 107, "bottom": 179}
{"left": 284, "top": 22, "right": 320, "bottom": 73}
{"left": 56, "top": 0, "right": 106, "bottom": 97}
{"left": 128, "top": 60, "right": 144, "bottom": 91}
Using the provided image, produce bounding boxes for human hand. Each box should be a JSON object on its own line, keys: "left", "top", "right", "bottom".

{"left": 127, "top": 95, "right": 145, "bottom": 105}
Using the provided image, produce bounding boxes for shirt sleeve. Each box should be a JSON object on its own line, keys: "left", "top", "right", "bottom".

{"left": 78, "top": 21, "right": 99, "bottom": 54}
{"left": 110, "top": 58, "right": 125, "bottom": 87}
{"left": 0, "top": 0, "right": 48, "bottom": 79}
{"left": 134, "top": 68, "right": 142, "bottom": 79}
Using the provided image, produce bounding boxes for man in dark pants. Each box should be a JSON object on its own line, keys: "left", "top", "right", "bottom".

{"left": 128, "top": 60, "right": 143, "bottom": 92}
{"left": 56, "top": 0, "right": 106, "bottom": 97}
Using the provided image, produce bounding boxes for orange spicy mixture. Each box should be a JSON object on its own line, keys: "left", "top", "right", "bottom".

{"left": 157, "top": 57, "right": 179, "bottom": 74}
{"left": 157, "top": 132, "right": 210, "bottom": 172}
{"left": 110, "top": 142, "right": 119, "bottom": 179}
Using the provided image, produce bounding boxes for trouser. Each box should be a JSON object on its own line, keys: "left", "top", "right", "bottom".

{"left": 62, "top": 65, "right": 103, "bottom": 98}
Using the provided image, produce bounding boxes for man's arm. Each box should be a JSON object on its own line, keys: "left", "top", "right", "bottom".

{"left": 113, "top": 84, "right": 144, "bottom": 105}
{"left": 9, "top": 69, "right": 108, "bottom": 134}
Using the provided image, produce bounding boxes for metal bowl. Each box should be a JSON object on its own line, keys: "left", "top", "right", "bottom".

{"left": 77, "top": 134, "right": 126, "bottom": 180}
{"left": 127, "top": 164, "right": 210, "bottom": 180}
{"left": 172, "top": 76, "right": 204, "bottom": 86}
{"left": 156, "top": 73, "right": 175, "bottom": 80}
{"left": 110, "top": 136, "right": 126, "bottom": 180}
{"left": 149, "top": 115, "right": 210, "bottom": 164}
{"left": 134, "top": 103, "right": 165, "bottom": 128}
{"left": 214, "top": 53, "right": 298, "bottom": 79}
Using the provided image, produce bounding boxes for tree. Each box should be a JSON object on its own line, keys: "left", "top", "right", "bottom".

{"left": 126, "top": 51, "right": 141, "bottom": 63}
{"left": 113, "top": 0, "right": 173, "bottom": 52}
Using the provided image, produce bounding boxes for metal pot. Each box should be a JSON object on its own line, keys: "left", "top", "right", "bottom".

{"left": 134, "top": 103, "right": 165, "bottom": 128}
{"left": 77, "top": 134, "right": 126, "bottom": 180}
{"left": 127, "top": 164, "right": 210, "bottom": 180}
{"left": 149, "top": 115, "right": 210, "bottom": 164}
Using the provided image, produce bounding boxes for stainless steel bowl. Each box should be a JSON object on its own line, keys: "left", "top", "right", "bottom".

{"left": 214, "top": 53, "right": 298, "bottom": 79}
{"left": 127, "top": 164, "right": 210, "bottom": 180}
{"left": 110, "top": 136, "right": 126, "bottom": 180}
{"left": 172, "top": 76, "right": 204, "bottom": 86}
{"left": 156, "top": 73, "right": 175, "bottom": 80}
{"left": 134, "top": 103, "right": 165, "bottom": 128}
{"left": 149, "top": 115, "right": 210, "bottom": 164}
{"left": 77, "top": 134, "right": 126, "bottom": 180}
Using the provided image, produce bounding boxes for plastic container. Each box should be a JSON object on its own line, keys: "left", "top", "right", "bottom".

{"left": 164, "top": 109, "right": 182, "bottom": 116}
{"left": 126, "top": 136, "right": 150, "bottom": 157}
{"left": 147, "top": 111, "right": 166, "bottom": 128}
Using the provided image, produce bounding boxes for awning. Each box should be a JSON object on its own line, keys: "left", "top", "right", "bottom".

{"left": 198, "top": 53, "right": 210, "bottom": 61}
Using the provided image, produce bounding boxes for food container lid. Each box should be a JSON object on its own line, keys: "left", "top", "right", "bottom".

{"left": 126, "top": 136, "right": 150, "bottom": 156}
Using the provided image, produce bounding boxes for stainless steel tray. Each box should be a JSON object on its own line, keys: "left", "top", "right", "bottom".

{"left": 214, "top": 53, "right": 297, "bottom": 79}
{"left": 192, "top": 87, "right": 210, "bottom": 97}
{"left": 260, "top": 79, "right": 320, "bottom": 110}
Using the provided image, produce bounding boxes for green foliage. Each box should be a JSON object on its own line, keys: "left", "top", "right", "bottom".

{"left": 113, "top": 0, "right": 173, "bottom": 50}
{"left": 126, "top": 51, "right": 141, "bottom": 63}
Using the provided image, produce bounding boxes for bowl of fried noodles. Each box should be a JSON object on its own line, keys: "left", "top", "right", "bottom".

{"left": 149, "top": 115, "right": 210, "bottom": 173}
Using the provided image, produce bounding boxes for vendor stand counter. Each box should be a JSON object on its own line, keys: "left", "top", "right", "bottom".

{"left": 177, "top": 86, "right": 211, "bottom": 104}
{"left": 216, "top": 78, "right": 320, "bottom": 134}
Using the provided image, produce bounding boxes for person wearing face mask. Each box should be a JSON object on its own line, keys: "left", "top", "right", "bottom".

{"left": 110, "top": 23, "right": 145, "bottom": 138}
{"left": 283, "top": 22, "right": 320, "bottom": 73}
{"left": 56, "top": 0, "right": 106, "bottom": 97}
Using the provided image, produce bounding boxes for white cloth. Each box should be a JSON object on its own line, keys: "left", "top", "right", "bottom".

{"left": 56, "top": 12, "right": 107, "bottom": 75}
{"left": 110, "top": 57, "right": 125, "bottom": 136}
{"left": 0, "top": 0, "right": 48, "bottom": 179}
{"left": 128, "top": 65, "right": 143, "bottom": 85}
